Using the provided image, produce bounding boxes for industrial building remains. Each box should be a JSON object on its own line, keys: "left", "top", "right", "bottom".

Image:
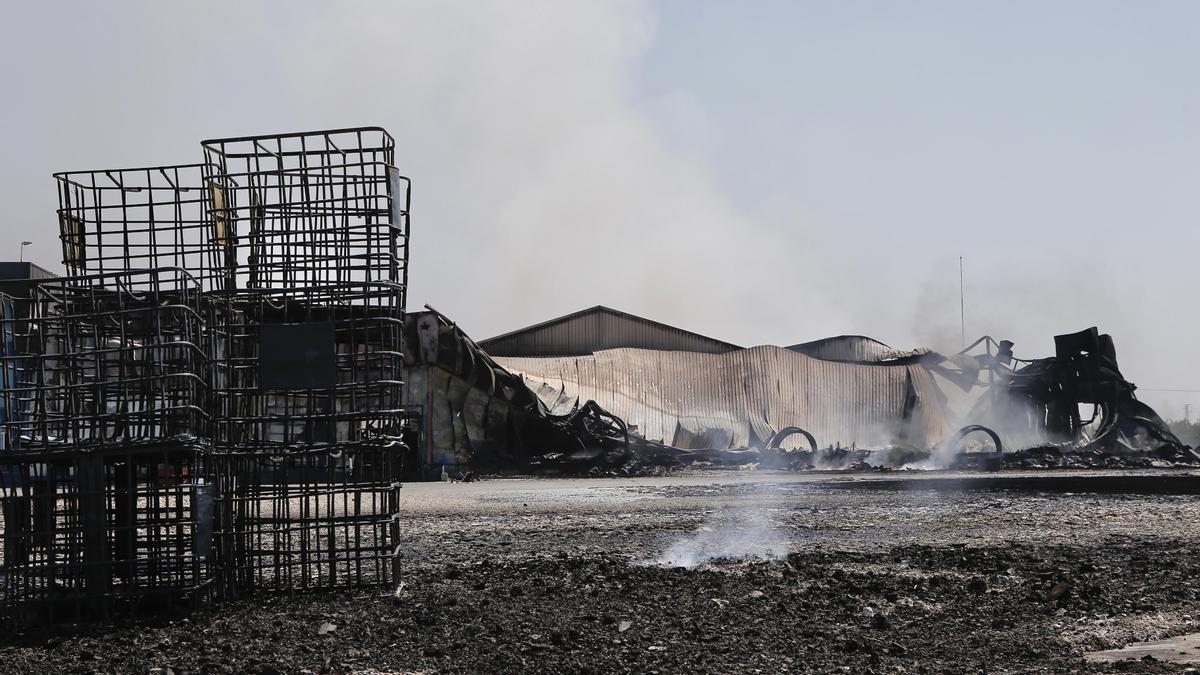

{"left": 406, "top": 305, "right": 1192, "bottom": 476}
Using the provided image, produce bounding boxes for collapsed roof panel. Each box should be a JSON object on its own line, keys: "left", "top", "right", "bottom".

{"left": 495, "top": 345, "right": 952, "bottom": 450}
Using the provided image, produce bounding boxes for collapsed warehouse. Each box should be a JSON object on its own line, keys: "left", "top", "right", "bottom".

{"left": 405, "top": 306, "right": 1195, "bottom": 476}
{"left": 0, "top": 124, "right": 1192, "bottom": 630}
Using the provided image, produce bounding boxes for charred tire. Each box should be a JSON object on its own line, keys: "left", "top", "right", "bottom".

{"left": 766, "top": 427, "right": 819, "bottom": 452}
{"left": 949, "top": 424, "right": 1003, "bottom": 454}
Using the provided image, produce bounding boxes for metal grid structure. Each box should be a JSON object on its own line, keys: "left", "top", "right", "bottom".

{"left": 0, "top": 293, "right": 17, "bottom": 452}
{"left": 0, "top": 126, "right": 411, "bottom": 626}
{"left": 55, "top": 165, "right": 216, "bottom": 291}
{"left": 200, "top": 128, "right": 409, "bottom": 293}
{"left": 0, "top": 445, "right": 212, "bottom": 626}
{"left": 0, "top": 268, "right": 208, "bottom": 452}
{"left": 207, "top": 282, "right": 406, "bottom": 451}
{"left": 209, "top": 444, "right": 400, "bottom": 600}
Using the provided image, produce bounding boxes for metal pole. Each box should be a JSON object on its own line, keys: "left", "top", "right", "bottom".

{"left": 959, "top": 256, "right": 965, "bottom": 350}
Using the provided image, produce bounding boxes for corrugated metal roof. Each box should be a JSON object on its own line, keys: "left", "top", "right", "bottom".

{"left": 495, "top": 346, "right": 952, "bottom": 450}
{"left": 787, "top": 335, "right": 896, "bottom": 362}
{"left": 479, "top": 305, "right": 742, "bottom": 357}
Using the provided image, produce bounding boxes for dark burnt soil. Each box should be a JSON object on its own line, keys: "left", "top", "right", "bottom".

{"left": 2, "top": 540, "right": 1197, "bottom": 673}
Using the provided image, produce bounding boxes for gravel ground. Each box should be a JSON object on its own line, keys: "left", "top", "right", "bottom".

{"left": 3, "top": 469, "right": 1200, "bottom": 673}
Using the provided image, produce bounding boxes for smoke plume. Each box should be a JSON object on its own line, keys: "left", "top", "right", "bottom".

{"left": 650, "top": 482, "right": 789, "bottom": 568}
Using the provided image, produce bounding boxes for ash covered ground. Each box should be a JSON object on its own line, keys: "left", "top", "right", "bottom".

{"left": 4, "top": 470, "right": 1200, "bottom": 673}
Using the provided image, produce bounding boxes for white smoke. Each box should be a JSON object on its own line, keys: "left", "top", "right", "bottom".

{"left": 0, "top": 0, "right": 852, "bottom": 350}
{"left": 650, "top": 483, "right": 789, "bottom": 568}
{"left": 3, "top": 2, "right": 1192, "bottom": 411}
{"left": 812, "top": 451, "right": 853, "bottom": 471}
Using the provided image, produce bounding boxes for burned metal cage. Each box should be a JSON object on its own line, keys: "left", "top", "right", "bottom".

{"left": 209, "top": 444, "right": 400, "bottom": 600}
{"left": 0, "top": 445, "right": 213, "bottom": 626}
{"left": 200, "top": 128, "right": 410, "bottom": 292}
{"left": 55, "top": 165, "right": 217, "bottom": 291}
{"left": 207, "top": 282, "right": 406, "bottom": 451}
{"left": 2, "top": 126, "right": 413, "bottom": 625}
{"left": 0, "top": 269, "right": 208, "bottom": 452}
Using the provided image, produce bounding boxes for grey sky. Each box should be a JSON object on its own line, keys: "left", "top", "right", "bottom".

{"left": 2, "top": 1, "right": 1197, "bottom": 416}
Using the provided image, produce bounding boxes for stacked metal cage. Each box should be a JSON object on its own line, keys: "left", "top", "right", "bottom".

{"left": 0, "top": 127, "right": 411, "bottom": 625}
{"left": 200, "top": 128, "right": 408, "bottom": 292}
{"left": 56, "top": 166, "right": 215, "bottom": 289}
{"left": 200, "top": 128, "right": 408, "bottom": 600}
{"left": 207, "top": 283, "right": 406, "bottom": 449}
{"left": 0, "top": 445, "right": 212, "bottom": 624}
{"left": 208, "top": 443, "right": 400, "bottom": 599}
{"left": 0, "top": 268, "right": 213, "bottom": 624}
{"left": 0, "top": 268, "right": 209, "bottom": 450}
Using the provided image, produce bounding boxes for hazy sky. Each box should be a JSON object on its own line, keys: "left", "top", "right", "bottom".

{"left": 2, "top": 1, "right": 1198, "bottom": 416}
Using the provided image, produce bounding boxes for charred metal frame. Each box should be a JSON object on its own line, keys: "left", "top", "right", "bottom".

{"left": 963, "top": 327, "right": 1183, "bottom": 453}
{"left": 0, "top": 127, "right": 412, "bottom": 627}
{"left": 0, "top": 268, "right": 208, "bottom": 451}
{"left": 0, "top": 444, "right": 212, "bottom": 626}
{"left": 207, "top": 282, "right": 406, "bottom": 451}
{"left": 200, "top": 128, "right": 409, "bottom": 294}
{"left": 209, "top": 444, "right": 400, "bottom": 600}
{"left": 55, "top": 165, "right": 215, "bottom": 291}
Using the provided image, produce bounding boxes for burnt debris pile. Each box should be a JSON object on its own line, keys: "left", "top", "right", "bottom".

{"left": 948, "top": 328, "right": 1195, "bottom": 469}
{"left": 0, "top": 128, "right": 411, "bottom": 625}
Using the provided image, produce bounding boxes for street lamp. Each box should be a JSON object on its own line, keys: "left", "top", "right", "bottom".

{"left": 18, "top": 241, "right": 31, "bottom": 263}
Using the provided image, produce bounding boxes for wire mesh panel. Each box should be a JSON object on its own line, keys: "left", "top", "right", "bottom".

{"left": 200, "top": 127, "right": 410, "bottom": 293}
{"left": 207, "top": 282, "right": 405, "bottom": 451}
{"left": 55, "top": 165, "right": 217, "bottom": 291}
{"left": 0, "top": 446, "right": 213, "bottom": 627}
{"left": 208, "top": 445, "right": 400, "bottom": 599}
{"left": 0, "top": 269, "right": 209, "bottom": 451}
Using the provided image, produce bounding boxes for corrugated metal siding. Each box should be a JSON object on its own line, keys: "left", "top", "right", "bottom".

{"left": 496, "top": 346, "right": 952, "bottom": 450}
{"left": 787, "top": 335, "right": 896, "bottom": 362}
{"left": 480, "top": 307, "right": 739, "bottom": 357}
